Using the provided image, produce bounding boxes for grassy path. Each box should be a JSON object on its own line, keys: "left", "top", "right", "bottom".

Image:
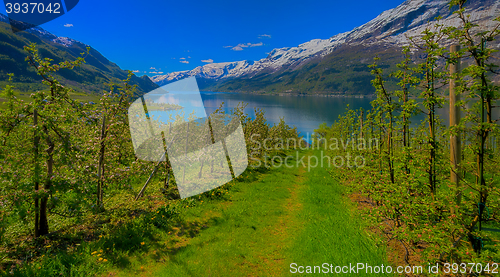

{"left": 110, "top": 150, "right": 388, "bottom": 276}
{"left": 290, "top": 151, "right": 388, "bottom": 275}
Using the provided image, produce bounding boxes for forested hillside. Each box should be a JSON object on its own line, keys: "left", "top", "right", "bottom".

{"left": 0, "top": 13, "right": 158, "bottom": 95}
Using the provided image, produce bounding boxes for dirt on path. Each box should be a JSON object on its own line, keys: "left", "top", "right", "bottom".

{"left": 248, "top": 156, "right": 309, "bottom": 276}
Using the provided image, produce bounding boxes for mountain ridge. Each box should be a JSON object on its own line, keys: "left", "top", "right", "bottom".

{"left": 0, "top": 13, "right": 159, "bottom": 95}
{"left": 151, "top": 0, "right": 500, "bottom": 94}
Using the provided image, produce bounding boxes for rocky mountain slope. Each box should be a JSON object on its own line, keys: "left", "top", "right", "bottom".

{"left": 151, "top": 0, "right": 500, "bottom": 94}
{"left": 0, "top": 13, "right": 158, "bottom": 95}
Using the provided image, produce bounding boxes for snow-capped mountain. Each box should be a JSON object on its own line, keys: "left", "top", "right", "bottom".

{"left": 151, "top": 0, "right": 500, "bottom": 88}
{"left": 0, "top": 13, "right": 84, "bottom": 47}
{"left": 150, "top": 31, "right": 352, "bottom": 86}
{"left": 152, "top": 61, "right": 254, "bottom": 84}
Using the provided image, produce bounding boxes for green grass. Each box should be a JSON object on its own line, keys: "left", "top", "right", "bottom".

{"left": 2, "top": 150, "right": 390, "bottom": 276}
{"left": 121, "top": 150, "right": 388, "bottom": 276}
{"left": 290, "top": 150, "right": 388, "bottom": 276}
{"left": 149, "top": 153, "right": 305, "bottom": 277}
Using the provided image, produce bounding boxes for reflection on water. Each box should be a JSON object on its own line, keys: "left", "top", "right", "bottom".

{"left": 201, "top": 92, "right": 373, "bottom": 142}
{"left": 148, "top": 90, "right": 207, "bottom": 121}
{"left": 200, "top": 92, "right": 499, "bottom": 143}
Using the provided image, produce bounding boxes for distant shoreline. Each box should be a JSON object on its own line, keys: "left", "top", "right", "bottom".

{"left": 200, "top": 91, "right": 376, "bottom": 98}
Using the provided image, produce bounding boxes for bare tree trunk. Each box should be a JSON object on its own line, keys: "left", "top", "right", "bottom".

{"left": 476, "top": 39, "right": 490, "bottom": 232}
{"left": 33, "top": 109, "right": 40, "bottom": 238}
{"left": 449, "top": 45, "right": 462, "bottom": 213}
{"left": 198, "top": 159, "right": 205, "bottom": 178}
{"left": 425, "top": 65, "right": 437, "bottom": 200}
{"left": 387, "top": 112, "right": 395, "bottom": 184}
{"left": 97, "top": 115, "right": 106, "bottom": 212}
{"left": 379, "top": 116, "right": 382, "bottom": 175}
{"left": 39, "top": 126, "right": 54, "bottom": 236}
{"left": 403, "top": 86, "right": 410, "bottom": 175}
{"left": 360, "top": 109, "right": 364, "bottom": 141}
{"left": 182, "top": 122, "right": 190, "bottom": 183}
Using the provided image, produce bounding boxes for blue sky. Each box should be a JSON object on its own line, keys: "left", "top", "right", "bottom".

{"left": 1, "top": 0, "right": 405, "bottom": 76}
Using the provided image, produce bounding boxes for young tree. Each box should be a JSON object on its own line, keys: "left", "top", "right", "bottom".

{"left": 24, "top": 43, "right": 88, "bottom": 236}
{"left": 370, "top": 56, "right": 398, "bottom": 184}
{"left": 409, "top": 22, "right": 448, "bottom": 200}
{"left": 95, "top": 72, "right": 136, "bottom": 211}
{"left": 445, "top": 0, "right": 500, "bottom": 238}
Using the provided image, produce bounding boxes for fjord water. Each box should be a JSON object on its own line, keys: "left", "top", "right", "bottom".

{"left": 149, "top": 91, "right": 497, "bottom": 144}
{"left": 200, "top": 92, "right": 374, "bottom": 142}
{"left": 200, "top": 92, "right": 500, "bottom": 143}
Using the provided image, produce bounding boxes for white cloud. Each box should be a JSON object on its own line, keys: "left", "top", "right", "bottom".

{"left": 132, "top": 70, "right": 140, "bottom": 73}
{"left": 64, "top": 23, "right": 73, "bottom": 27}
{"left": 258, "top": 34, "right": 271, "bottom": 38}
{"left": 179, "top": 57, "right": 186, "bottom": 60}
{"left": 230, "top": 42, "right": 263, "bottom": 51}
{"left": 201, "top": 59, "right": 214, "bottom": 63}
{"left": 180, "top": 60, "right": 189, "bottom": 64}
{"left": 150, "top": 67, "right": 156, "bottom": 70}
{"left": 223, "top": 46, "right": 233, "bottom": 48}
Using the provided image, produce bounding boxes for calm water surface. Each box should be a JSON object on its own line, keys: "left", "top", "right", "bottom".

{"left": 201, "top": 92, "right": 374, "bottom": 141}
{"left": 200, "top": 92, "right": 500, "bottom": 142}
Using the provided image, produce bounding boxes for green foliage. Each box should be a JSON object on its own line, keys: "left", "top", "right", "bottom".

{"left": 316, "top": 0, "right": 500, "bottom": 267}
{"left": 0, "top": 40, "right": 303, "bottom": 273}
{"left": 212, "top": 101, "right": 302, "bottom": 164}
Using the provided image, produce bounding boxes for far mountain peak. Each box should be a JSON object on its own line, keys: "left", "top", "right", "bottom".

{"left": 150, "top": 0, "right": 499, "bottom": 95}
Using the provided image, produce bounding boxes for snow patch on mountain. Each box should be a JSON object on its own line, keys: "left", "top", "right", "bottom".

{"left": 52, "top": 37, "right": 75, "bottom": 47}
{"left": 151, "top": 0, "right": 500, "bottom": 86}
{"left": 151, "top": 31, "right": 351, "bottom": 86}
{"left": 0, "top": 12, "right": 88, "bottom": 48}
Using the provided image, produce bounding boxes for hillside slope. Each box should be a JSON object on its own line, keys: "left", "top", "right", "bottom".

{"left": 0, "top": 13, "right": 158, "bottom": 95}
